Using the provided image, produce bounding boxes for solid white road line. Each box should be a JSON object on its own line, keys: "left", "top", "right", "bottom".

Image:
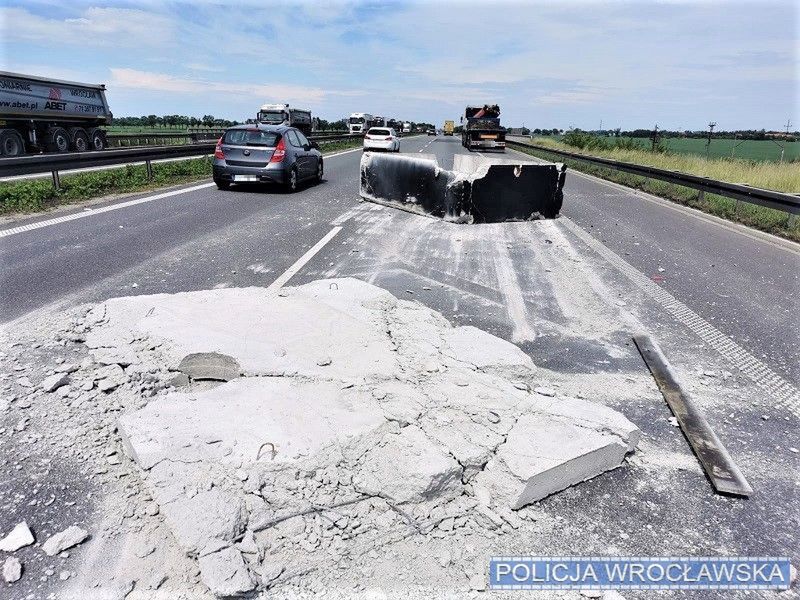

{"left": 0, "top": 183, "right": 216, "bottom": 239}
{"left": 266, "top": 226, "right": 342, "bottom": 292}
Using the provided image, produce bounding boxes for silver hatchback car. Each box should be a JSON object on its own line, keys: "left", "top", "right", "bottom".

{"left": 212, "top": 124, "right": 323, "bottom": 192}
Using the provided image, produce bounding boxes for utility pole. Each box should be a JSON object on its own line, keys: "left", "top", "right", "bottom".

{"left": 599, "top": 119, "right": 603, "bottom": 133}
{"left": 650, "top": 124, "right": 659, "bottom": 152}
{"left": 705, "top": 121, "right": 716, "bottom": 158}
{"left": 785, "top": 118, "right": 792, "bottom": 135}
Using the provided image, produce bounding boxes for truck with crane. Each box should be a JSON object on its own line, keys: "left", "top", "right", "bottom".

{"left": 461, "top": 104, "right": 505, "bottom": 151}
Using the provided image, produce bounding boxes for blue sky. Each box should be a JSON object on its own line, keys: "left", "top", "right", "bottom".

{"left": 1, "top": 0, "right": 796, "bottom": 130}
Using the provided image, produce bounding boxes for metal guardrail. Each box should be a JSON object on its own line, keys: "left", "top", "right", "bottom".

{"left": 506, "top": 138, "right": 799, "bottom": 215}
{"left": 105, "top": 130, "right": 358, "bottom": 148}
{"left": 0, "top": 133, "right": 363, "bottom": 188}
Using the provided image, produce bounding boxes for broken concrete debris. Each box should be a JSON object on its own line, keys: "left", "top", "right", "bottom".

{"left": 2, "top": 556, "right": 22, "bottom": 583}
{"left": 40, "top": 372, "right": 69, "bottom": 392}
{"left": 77, "top": 278, "right": 641, "bottom": 597}
{"left": 177, "top": 352, "right": 240, "bottom": 382}
{"left": 42, "top": 526, "right": 89, "bottom": 556}
{"left": 0, "top": 521, "right": 35, "bottom": 552}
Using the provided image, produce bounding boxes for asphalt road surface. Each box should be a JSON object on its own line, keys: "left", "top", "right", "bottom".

{"left": 1, "top": 135, "right": 798, "bottom": 598}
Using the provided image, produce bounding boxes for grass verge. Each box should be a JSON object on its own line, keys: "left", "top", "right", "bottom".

{"left": 0, "top": 139, "right": 363, "bottom": 215}
{"left": 511, "top": 140, "right": 799, "bottom": 243}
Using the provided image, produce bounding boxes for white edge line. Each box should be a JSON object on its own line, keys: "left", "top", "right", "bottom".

{"left": 0, "top": 182, "right": 216, "bottom": 239}
{"left": 266, "top": 226, "right": 342, "bottom": 292}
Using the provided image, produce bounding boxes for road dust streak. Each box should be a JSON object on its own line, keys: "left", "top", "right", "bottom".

{"left": 493, "top": 230, "right": 536, "bottom": 343}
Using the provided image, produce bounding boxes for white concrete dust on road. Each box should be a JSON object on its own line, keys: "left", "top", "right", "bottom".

{"left": 80, "top": 278, "right": 639, "bottom": 597}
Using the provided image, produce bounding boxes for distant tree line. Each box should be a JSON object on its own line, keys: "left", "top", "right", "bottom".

{"left": 111, "top": 115, "right": 240, "bottom": 128}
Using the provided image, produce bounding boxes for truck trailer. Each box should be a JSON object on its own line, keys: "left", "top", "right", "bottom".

{"left": 461, "top": 104, "right": 505, "bottom": 151}
{"left": 257, "top": 103, "right": 312, "bottom": 135}
{"left": 0, "top": 71, "right": 112, "bottom": 156}
{"left": 443, "top": 120, "right": 454, "bottom": 136}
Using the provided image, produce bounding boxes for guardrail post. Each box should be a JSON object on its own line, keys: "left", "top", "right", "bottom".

{"left": 51, "top": 170, "right": 61, "bottom": 191}
{"left": 788, "top": 213, "right": 798, "bottom": 228}
{"left": 697, "top": 190, "right": 705, "bottom": 203}
{"left": 145, "top": 160, "right": 153, "bottom": 181}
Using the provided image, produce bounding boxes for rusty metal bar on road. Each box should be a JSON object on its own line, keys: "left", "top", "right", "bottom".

{"left": 633, "top": 334, "right": 753, "bottom": 498}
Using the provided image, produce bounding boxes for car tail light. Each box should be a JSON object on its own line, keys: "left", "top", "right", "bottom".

{"left": 384, "top": 137, "right": 392, "bottom": 141}
{"left": 214, "top": 137, "right": 224, "bottom": 159}
{"left": 365, "top": 135, "right": 372, "bottom": 140}
{"left": 270, "top": 138, "right": 286, "bottom": 163}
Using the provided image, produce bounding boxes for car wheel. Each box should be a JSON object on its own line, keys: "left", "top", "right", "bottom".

{"left": 315, "top": 159, "right": 324, "bottom": 183}
{"left": 285, "top": 166, "right": 298, "bottom": 193}
{"left": 214, "top": 178, "right": 230, "bottom": 190}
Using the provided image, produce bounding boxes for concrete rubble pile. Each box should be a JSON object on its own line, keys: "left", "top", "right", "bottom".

{"left": 78, "top": 278, "right": 639, "bottom": 597}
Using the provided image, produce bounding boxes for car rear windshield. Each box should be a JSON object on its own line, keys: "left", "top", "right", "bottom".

{"left": 224, "top": 129, "right": 280, "bottom": 147}
{"left": 368, "top": 129, "right": 391, "bottom": 136}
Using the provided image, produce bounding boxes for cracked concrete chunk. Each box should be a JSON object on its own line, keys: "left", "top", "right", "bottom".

{"left": 42, "top": 526, "right": 89, "bottom": 556}
{"left": 354, "top": 426, "right": 462, "bottom": 504}
{"left": 198, "top": 547, "right": 255, "bottom": 597}
{"left": 0, "top": 521, "right": 35, "bottom": 552}
{"left": 119, "top": 378, "right": 386, "bottom": 470}
{"left": 159, "top": 489, "right": 246, "bottom": 556}
{"left": 90, "top": 278, "right": 639, "bottom": 597}
{"left": 178, "top": 352, "right": 240, "bottom": 381}
{"left": 480, "top": 409, "right": 637, "bottom": 509}
{"left": 442, "top": 325, "right": 535, "bottom": 377}
{"left": 94, "top": 364, "right": 126, "bottom": 392}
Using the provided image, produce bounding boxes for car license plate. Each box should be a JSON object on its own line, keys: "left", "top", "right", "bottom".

{"left": 233, "top": 175, "right": 257, "bottom": 182}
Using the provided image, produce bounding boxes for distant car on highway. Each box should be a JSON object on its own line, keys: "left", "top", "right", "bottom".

{"left": 427, "top": 128, "right": 436, "bottom": 136}
{"left": 363, "top": 127, "right": 400, "bottom": 152}
{"left": 212, "top": 124, "right": 322, "bottom": 192}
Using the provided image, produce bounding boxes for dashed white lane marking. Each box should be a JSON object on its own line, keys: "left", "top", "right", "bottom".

{"left": 0, "top": 183, "right": 216, "bottom": 239}
{"left": 561, "top": 216, "right": 799, "bottom": 415}
{"left": 266, "top": 226, "right": 342, "bottom": 292}
{"left": 0, "top": 146, "right": 366, "bottom": 239}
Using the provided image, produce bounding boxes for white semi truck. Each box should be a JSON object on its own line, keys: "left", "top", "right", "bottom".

{"left": 257, "top": 103, "right": 313, "bottom": 135}
{"left": 0, "top": 71, "right": 112, "bottom": 156}
{"left": 348, "top": 113, "right": 374, "bottom": 134}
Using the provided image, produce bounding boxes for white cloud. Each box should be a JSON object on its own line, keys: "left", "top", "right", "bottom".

{"left": 109, "top": 68, "right": 353, "bottom": 105}
{"left": 1, "top": 7, "right": 173, "bottom": 47}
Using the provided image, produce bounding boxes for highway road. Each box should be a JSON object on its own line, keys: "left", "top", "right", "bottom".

{"left": 1, "top": 135, "right": 798, "bottom": 584}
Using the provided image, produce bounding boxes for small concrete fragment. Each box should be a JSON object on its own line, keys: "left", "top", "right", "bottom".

{"left": 177, "top": 352, "right": 240, "bottom": 382}
{"left": 198, "top": 547, "right": 256, "bottom": 597}
{"left": 42, "top": 526, "right": 89, "bottom": 556}
{"left": 2, "top": 556, "right": 22, "bottom": 583}
{"left": 94, "top": 364, "right": 126, "bottom": 392}
{"left": 0, "top": 521, "right": 35, "bottom": 552}
{"left": 41, "top": 373, "right": 69, "bottom": 392}
{"left": 159, "top": 489, "right": 246, "bottom": 556}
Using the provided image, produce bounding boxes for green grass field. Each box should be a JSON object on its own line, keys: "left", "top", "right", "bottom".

{"left": 542, "top": 134, "right": 798, "bottom": 163}
{"left": 516, "top": 137, "right": 799, "bottom": 242}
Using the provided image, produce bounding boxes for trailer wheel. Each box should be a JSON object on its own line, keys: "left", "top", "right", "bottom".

{"left": 87, "top": 128, "right": 107, "bottom": 151}
{"left": 45, "top": 127, "right": 70, "bottom": 153}
{"left": 68, "top": 127, "right": 90, "bottom": 152}
{"left": 0, "top": 129, "right": 25, "bottom": 157}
